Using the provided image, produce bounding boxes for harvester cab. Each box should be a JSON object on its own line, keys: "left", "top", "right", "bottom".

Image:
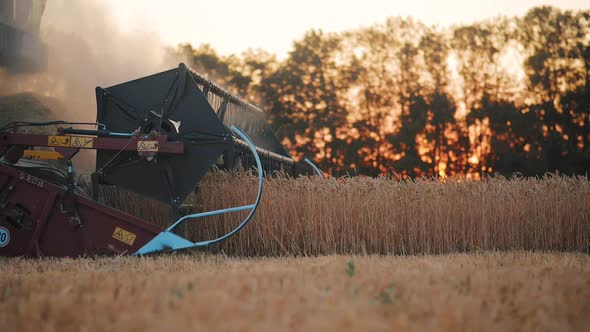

{"left": 0, "top": 0, "right": 48, "bottom": 72}
{"left": 0, "top": 63, "right": 309, "bottom": 257}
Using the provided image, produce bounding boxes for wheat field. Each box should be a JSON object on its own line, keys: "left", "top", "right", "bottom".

{"left": 4, "top": 175, "right": 590, "bottom": 331}
{"left": 99, "top": 173, "right": 590, "bottom": 256}
{"left": 1, "top": 252, "right": 589, "bottom": 332}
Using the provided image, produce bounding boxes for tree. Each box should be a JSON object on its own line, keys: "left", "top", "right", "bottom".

{"left": 352, "top": 18, "right": 429, "bottom": 176}
{"left": 162, "top": 6, "right": 590, "bottom": 177}
{"left": 419, "top": 30, "right": 458, "bottom": 176}
{"left": 259, "top": 30, "right": 351, "bottom": 174}
{"left": 172, "top": 43, "right": 251, "bottom": 96}
{"left": 519, "top": 7, "right": 590, "bottom": 174}
{"left": 519, "top": 7, "right": 587, "bottom": 104}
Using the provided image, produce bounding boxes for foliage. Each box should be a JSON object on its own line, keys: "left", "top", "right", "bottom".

{"left": 169, "top": 6, "right": 590, "bottom": 177}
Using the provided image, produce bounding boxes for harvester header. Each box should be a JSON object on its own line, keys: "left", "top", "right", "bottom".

{"left": 94, "top": 63, "right": 294, "bottom": 205}
{"left": 0, "top": 63, "right": 317, "bottom": 257}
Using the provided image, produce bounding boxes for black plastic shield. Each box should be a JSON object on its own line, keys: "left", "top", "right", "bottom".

{"left": 95, "top": 64, "right": 232, "bottom": 205}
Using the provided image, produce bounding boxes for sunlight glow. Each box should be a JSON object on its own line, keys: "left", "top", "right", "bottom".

{"left": 97, "top": 0, "right": 589, "bottom": 58}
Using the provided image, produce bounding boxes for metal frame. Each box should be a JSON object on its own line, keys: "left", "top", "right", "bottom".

{"left": 304, "top": 158, "right": 325, "bottom": 177}
{"left": 0, "top": 161, "right": 163, "bottom": 257}
{"left": 134, "top": 126, "right": 263, "bottom": 255}
{"left": 1, "top": 133, "right": 184, "bottom": 154}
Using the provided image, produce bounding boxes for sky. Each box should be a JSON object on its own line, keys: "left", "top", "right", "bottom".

{"left": 34, "top": 0, "right": 588, "bottom": 96}
{"left": 97, "top": 0, "right": 589, "bottom": 58}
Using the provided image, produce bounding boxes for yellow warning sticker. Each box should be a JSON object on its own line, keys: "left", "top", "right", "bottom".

{"left": 112, "top": 227, "right": 137, "bottom": 246}
{"left": 48, "top": 135, "right": 71, "bottom": 147}
{"left": 47, "top": 135, "right": 94, "bottom": 148}
{"left": 137, "top": 140, "right": 158, "bottom": 152}
{"left": 23, "top": 150, "right": 65, "bottom": 160}
{"left": 70, "top": 136, "right": 94, "bottom": 148}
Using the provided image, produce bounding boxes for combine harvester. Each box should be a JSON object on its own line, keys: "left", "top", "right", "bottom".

{"left": 0, "top": 63, "right": 322, "bottom": 257}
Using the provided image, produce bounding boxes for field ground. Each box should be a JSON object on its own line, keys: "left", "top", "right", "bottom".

{"left": 1, "top": 252, "right": 589, "bottom": 332}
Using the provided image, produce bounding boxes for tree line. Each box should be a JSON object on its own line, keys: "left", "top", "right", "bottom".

{"left": 168, "top": 6, "right": 590, "bottom": 178}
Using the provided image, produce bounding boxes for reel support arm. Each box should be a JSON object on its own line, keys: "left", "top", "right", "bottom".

{"left": 303, "top": 158, "right": 325, "bottom": 177}
{"left": 1, "top": 132, "right": 184, "bottom": 157}
{"left": 134, "top": 126, "right": 263, "bottom": 255}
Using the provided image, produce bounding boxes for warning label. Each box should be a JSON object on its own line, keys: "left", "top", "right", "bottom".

{"left": 112, "top": 227, "right": 137, "bottom": 246}
{"left": 137, "top": 140, "right": 158, "bottom": 152}
{"left": 48, "top": 135, "right": 93, "bottom": 148}
{"left": 23, "top": 150, "right": 64, "bottom": 160}
{"left": 48, "top": 135, "right": 70, "bottom": 147}
{"left": 70, "top": 136, "right": 94, "bottom": 148}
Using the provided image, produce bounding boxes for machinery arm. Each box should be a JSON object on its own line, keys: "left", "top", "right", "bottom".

{"left": 0, "top": 130, "right": 184, "bottom": 161}
{"left": 135, "top": 126, "right": 264, "bottom": 255}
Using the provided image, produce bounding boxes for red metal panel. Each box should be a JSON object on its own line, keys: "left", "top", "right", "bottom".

{"left": 25, "top": 191, "right": 57, "bottom": 256}
{"left": 2, "top": 133, "right": 184, "bottom": 154}
{"left": 0, "top": 163, "right": 164, "bottom": 257}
